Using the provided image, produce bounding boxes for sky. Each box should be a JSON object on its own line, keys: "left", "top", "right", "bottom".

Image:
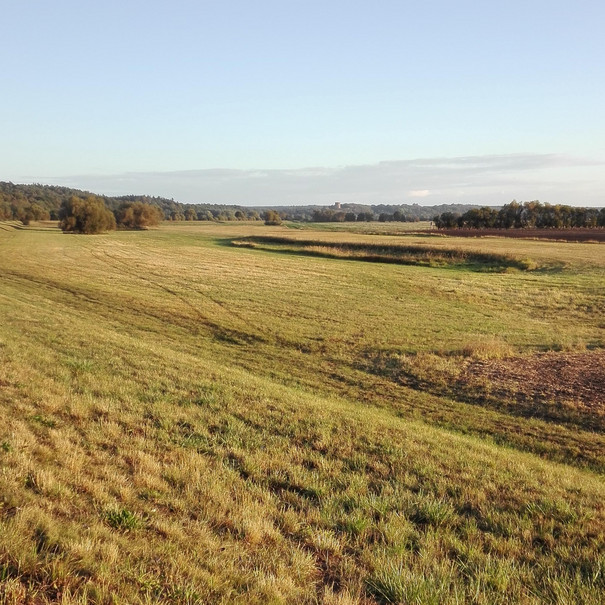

{"left": 2, "top": 0, "right": 604, "bottom": 206}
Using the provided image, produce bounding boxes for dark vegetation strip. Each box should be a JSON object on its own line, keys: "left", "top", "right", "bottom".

{"left": 231, "top": 236, "right": 537, "bottom": 272}
{"left": 427, "top": 228, "right": 605, "bottom": 242}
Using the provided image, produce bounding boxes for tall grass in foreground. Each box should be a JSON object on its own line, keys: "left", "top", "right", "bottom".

{"left": 0, "top": 222, "right": 603, "bottom": 603}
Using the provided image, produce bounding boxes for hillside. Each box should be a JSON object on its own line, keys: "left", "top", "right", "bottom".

{"left": 0, "top": 221, "right": 604, "bottom": 604}
{"left": 0, "top": 181, "right": 488, "bottom": 223}
{"left": 0, "top": 182, "right": 256, "bottom": 223}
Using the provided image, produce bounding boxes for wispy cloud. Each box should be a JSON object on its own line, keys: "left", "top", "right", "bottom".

{"left": 21, "top": 153, "right": 605, "bottom": 207}
{"left": 409, "top": 190, "right": 430, "bottom": 198}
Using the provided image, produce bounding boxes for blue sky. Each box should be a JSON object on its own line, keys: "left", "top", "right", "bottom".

{"left": 2, "top": 0, "right": 604, "bottom": 205}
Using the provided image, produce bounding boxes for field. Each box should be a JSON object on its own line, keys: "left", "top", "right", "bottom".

{"left": 0, "top": 220, "right": 604, "bottom": 604}
{"left": 288, "top": 221, "right": 432, "bottom": 235}
{"left": 427, "top": 228, "right": 605, "bottom": 242}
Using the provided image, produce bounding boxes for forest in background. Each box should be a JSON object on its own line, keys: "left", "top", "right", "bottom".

{"left": 0, "top": 181, "right": 487, "bottom": 224}
{"left": 2, "top": 181, "right": 604, "bottom": 229}
{"left": 433, "top": 201, "right": 605, "bottom": 229}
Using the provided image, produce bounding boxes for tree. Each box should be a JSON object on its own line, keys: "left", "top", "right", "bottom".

{"left": 459, "top": 207, "right": 497, "bottom": 228}
{"left": 433, "top": 212, "right": 460, "bottom": 228}
{"left": 519, "top": 201, "right": 541, "bottom": 228}
{"left": 115, "top": 202, "right": 164, "bottom": 229}
{"left": 184, "top": 207, "right": 197, "bottom": 221}
{"left": 197, "top": 210, "right": 214, "bottom": 221}
{"left": 264, "top": 210, "right": 282, "bottom": 225}
{"left": 497, "top": 201, "right": 522, "bottom": 229}
{"left": 312, "top": 209, "right": 335, "bottom": 222}
{"left": 59, "top": 196, "right": 116, "bottom": 234}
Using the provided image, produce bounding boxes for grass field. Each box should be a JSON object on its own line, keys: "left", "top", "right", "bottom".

{"left": 0, "top": 220, "right": 604, "bottom": 604}
{"left": 287, "top": 221, "right": 432, "bottom": 235}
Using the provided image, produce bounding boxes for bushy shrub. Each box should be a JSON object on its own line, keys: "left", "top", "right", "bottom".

{"left": 59, "top": 196, "right": 116, "bottom": 234}
{"left": 264, "top": 210, "right": 282, "bottom": 225}
{"left": 115, "top": 202, "right": 163, "bottom": 229}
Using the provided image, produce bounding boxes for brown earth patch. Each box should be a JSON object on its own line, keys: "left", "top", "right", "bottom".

{"left": 461, "top": 350, "right": 605, "bottom": 415}
{"left": 428, "top": 228, "right": 605, "bottom": 242}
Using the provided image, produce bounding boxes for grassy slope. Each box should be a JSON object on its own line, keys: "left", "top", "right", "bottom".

{"left": 0, "top": 222, "right": 603, "bottom": 604}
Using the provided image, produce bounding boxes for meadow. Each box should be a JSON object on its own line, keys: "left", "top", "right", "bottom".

{"left": 0, "top": 220, "right": 603, "bottom": 604}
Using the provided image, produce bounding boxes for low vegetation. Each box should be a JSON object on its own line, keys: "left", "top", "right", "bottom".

{"left": 0, "top": 221, "right": 603, "bottom": 603}
{"left": 231, "top": 235, "right": 540, "bottom": 272}
{"left": 59, "top": 196, "right": 117, "bottom": 234}
{"left": 58, "top": 197, "right": 164, "bottom": 234}
{"left": 114, "top": 202, "right": 164, "bottom": 230}
{"left": 263, "top": 210, "right": 282, "bottom": 226}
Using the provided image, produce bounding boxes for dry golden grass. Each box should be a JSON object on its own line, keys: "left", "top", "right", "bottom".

{"left": 0, "top": 221, "right": 603, "bottom": 603}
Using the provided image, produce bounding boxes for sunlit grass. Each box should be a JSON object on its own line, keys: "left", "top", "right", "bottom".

{"left": 0, "top": 221, "right": 603, "bottom": 603}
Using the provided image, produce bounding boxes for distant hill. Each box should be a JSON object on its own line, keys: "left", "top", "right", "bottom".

{"left": 1, "top": 181, "right": 501, "bottom": 224}
{"left": 263, "top": 202, "right": 490, "bottom": 221}
{"left": 0, "top": 182, "right": 259, "bottom": 222}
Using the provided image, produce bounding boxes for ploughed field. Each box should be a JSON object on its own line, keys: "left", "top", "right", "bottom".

{"left": 0, "top": 221, "right": 604, "bottom": 604}
{"left": 427, "top": 227, "right": 605, "bottom": 242}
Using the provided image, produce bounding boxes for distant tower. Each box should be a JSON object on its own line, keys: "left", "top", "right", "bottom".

{"left": 334, "top": 201, "right": 341, "bottom": 209}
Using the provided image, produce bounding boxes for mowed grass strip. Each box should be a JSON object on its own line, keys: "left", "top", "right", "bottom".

{"left": 0, "top": 222, "right": 603, "bottom": 604}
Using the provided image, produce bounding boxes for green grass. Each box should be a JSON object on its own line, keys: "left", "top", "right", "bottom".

{"left": 286, "top": 220, "right": 433, "bottom": 235}
{"left": 0, "top": 221, "right": 603, "bottom": 603}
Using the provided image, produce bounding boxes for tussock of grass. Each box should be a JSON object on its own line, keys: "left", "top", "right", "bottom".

{"left": 366, "top": 561, "right": 454, "bottom": 605}
{"left": 104, "top": 508, "right": 143, "bottom": 531}
{"left": 459, "top": 337, "right": 516, "bottom": 360}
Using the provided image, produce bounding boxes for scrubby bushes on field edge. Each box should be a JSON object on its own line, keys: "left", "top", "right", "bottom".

{"left": 59, "top": 196, "right": 116, "bottom": 234}
{"left": 59, "top": 198, "right": 163, "bottom": 233}
{"left": 114, "top": 201, "right": 164, "bottom": 230}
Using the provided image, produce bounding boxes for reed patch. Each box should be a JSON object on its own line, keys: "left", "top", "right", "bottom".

{"left": 231, "top": 235, "right": 543, "bottom": 272}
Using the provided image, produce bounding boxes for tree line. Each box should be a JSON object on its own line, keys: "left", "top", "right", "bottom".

{"left": 310, "top": 208, "right": 420, "bottom": 223}
{"left": 57, "top": 198, "right": 285, "bottom": 233}
{"left": 433, "top": 201, "right": 605, "bottom": 229}
{"left": 1, "top": 182, "right": 482, "bottom": 224}
{"left": 0, "top": 182, "right": 263, "bottom": 224}
{"left": 4, "top": 182, "right": 603, "bottom": 231}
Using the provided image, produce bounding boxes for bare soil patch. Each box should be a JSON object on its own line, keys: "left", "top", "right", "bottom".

{"left": 462, "top": 350, "right": 605, "bottom": 414}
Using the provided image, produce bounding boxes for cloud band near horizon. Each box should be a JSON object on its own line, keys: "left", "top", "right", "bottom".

{"left": 14, "top": 153, "right": 605, "bottom": 207}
